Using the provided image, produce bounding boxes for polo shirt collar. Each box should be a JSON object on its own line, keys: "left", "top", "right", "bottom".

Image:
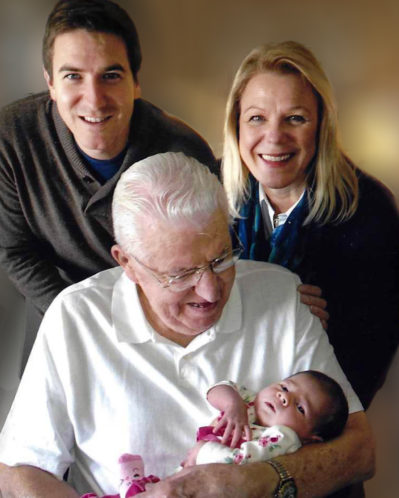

{"left": 214, "top": 281, "right": 242, "bottom": 335}
{"left": 112, "top": 271, "right": 242, "bottom": 344}
{"left": 112, "top": 272, "right": 153, "bottom": 343}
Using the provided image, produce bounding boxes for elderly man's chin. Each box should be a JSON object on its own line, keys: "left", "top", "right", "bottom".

{"left": 137, "top": 283, "right": 231, "bottom": 346}
{"left": 164, "top": 299, "right": 228, "bottom": 345}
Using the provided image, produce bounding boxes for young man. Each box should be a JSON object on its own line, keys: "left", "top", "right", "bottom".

{"left": 0, "top": 153, "right": 373, "bottom": 497}
{"left": 0, "top": 0, "right": 217, "bottom": 366}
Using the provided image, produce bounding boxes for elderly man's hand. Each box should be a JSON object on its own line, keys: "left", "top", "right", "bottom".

{"left": 298, "top": 284, "right": 329, "bottom": 330}
{"left": 140, "top": 462, "right": 278, "bottom": 497}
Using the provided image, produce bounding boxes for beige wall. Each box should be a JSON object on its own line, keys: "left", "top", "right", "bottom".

{"left": 1, "top": 0, "right": 399, "bottom": 196}
{"left": 0, "top": 1, "right": 398, "bottom": 495}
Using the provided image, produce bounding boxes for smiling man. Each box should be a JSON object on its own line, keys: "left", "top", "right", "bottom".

{"left": 45, "top": 29, "right": 139, "bottom": 160}
{"left": 0, "top": 153, "right": 373, "bottom": 497}
{"left": 0, "top": 0, "right": 216, "bottom": 368}
{"left": 112, "top": 207, "right": 235, "bottom": 347}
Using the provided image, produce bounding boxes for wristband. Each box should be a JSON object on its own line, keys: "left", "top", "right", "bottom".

{"left": 266, "top": 458, "right": 297, "bottom": 498}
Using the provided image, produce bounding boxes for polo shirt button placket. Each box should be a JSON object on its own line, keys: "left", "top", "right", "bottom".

{"left": 178, "top": 353, "right": 196, "bottom": 384}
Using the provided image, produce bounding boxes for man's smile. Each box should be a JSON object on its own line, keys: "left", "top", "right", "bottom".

{"left": 80, "top": 115, "right": 112, "bottom": 123}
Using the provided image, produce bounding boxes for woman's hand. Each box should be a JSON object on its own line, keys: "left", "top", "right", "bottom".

{"left": 298, "top": 284, "right": 329, "bottom": 330}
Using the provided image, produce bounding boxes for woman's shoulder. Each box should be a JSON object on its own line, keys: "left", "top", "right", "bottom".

{"left": 355, "top": 168, "right": 397, "bottom": 210}
{"left": 320, "top": 167, "right": 399, "bottom": 246}
{"left": 316, "top": 166, "right": 398, "bottom": 227}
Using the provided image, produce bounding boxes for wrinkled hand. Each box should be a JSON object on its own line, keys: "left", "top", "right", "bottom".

{"left": 213, "top": 403, "right": 251, "bottom": 448}
{"left": 298, "top": 284, "right": 329, "bottom": 330}
{"left": 140, "top": 462, "right": 278, "bottom": 498}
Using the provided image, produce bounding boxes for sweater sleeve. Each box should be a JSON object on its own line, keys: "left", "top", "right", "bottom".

{"left": 0, "top": 179, "right": 69, "bottom": 314}
{"left": 196, "top": 425, "right": 302, "bottom": 465}
{"left": 0, "top": 115, "right": 70, "bottom": 314}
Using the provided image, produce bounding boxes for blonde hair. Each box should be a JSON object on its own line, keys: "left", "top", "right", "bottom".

{"left": 222, "top": 41, "right": 358, "bottom": 224}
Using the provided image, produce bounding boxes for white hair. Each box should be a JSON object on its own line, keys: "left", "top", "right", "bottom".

{"left": 112, "top": 152, "right": 229, "bottom": 256}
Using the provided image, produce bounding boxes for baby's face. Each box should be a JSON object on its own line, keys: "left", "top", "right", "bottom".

{"left": 254, "top": 373, "right": 332, "bottom": 442}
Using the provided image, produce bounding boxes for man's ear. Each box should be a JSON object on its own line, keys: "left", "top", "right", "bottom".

{"left": 111, "top": 244, "right": 138, "bottom": 283}
{"left": 43, "top": 68, "right": 56, "bottom": 101}
{"left": 134, "top": 80, "right": 141, "bottom": 100}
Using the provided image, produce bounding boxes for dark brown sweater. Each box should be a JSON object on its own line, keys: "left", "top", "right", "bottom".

{"left": 0, "top": 93, "right": 217, "bottom": 316}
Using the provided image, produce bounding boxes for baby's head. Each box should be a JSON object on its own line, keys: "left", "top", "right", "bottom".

{"left": 254, "top": 370, "right": 348, "bottom": 443}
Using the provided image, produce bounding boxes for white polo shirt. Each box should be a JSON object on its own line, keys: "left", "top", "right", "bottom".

{"left": 0, "top": 261, "right": 361, "bottom": 495}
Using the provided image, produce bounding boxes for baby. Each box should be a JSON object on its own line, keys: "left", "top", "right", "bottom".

{"left": 82, "top": 370, "right": 348, "bottom": 496}
{"left": 184, "top": 370, "right": 349, "bottom": 466}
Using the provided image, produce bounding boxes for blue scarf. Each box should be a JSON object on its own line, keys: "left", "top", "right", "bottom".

{"left": 235, "top": 175, "right": 309, "bottom": 272}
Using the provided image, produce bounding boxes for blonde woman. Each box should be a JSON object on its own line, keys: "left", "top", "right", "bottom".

{"left": 222, "top": 41, "right": 399, "bottom": 410}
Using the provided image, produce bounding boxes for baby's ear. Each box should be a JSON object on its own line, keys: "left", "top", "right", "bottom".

{"left": 304, "top": 434, "right": 324, "bottom": 444}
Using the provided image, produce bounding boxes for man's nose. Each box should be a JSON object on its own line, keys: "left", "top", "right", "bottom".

{"left": 194, "top": 269, "right": 220, "bottom": 303}
{"left": 84, "top": 79, "right": 106, "bottom": 107}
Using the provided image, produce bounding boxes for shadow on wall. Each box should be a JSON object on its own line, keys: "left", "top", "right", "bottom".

{"left": 365, "top": 349, "right": 399, "bottom": 497}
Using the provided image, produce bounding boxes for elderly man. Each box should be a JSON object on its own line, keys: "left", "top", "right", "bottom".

{"left": 0, "top": 153, "right": 373, "bottom": 497}
{"left": 0, "top": 0, "right": 216, "bottom": 366}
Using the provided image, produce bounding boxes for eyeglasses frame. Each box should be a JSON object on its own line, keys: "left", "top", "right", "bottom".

{"left": 130, "top": 242, "right": 243, "bottom": 291}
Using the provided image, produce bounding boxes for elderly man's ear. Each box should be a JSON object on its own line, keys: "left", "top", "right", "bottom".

{"left": 111, "top": 244, "right": 138, "bottom": 283}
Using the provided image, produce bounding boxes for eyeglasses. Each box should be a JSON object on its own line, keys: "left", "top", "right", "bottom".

{"left": 131, "top": 246, "right": 243, "bottom": 292}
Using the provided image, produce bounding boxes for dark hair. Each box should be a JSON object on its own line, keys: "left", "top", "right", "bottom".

{"left": 42, "top": 0, "right": 142, "bottom": 81}
{"left": 292, "top": 370, "right": 349, "bottom": 441}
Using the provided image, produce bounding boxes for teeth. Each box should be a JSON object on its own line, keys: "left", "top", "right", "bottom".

{"left": 83, "top": 116, "right": 107, "bottom": 123}
{"left": 191, "top": 303, "right": 206, "bottom": 308}
{"left": 261, "top": 154, "right": 291, "bottom": 162}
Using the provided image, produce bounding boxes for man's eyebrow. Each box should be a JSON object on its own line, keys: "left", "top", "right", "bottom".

{"left": 58, "top": 65, "right": 81, "bottom": 73}
{"left": 104, "top": 64, "right": 126, "bottom": 72}
{"left": 58, "top": 64, "right": 126, "bottom": 73}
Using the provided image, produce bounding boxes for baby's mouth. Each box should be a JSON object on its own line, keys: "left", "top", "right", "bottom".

{"left": 265, "top": 401, "right": 276, "bottom": 413}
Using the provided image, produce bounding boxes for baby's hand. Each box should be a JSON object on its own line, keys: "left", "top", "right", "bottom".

{"left": 213, "top": 404, "right": 252, "bottom": 448}
{"left": 207, "top": 383, "right": 252, "bottom": 447}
